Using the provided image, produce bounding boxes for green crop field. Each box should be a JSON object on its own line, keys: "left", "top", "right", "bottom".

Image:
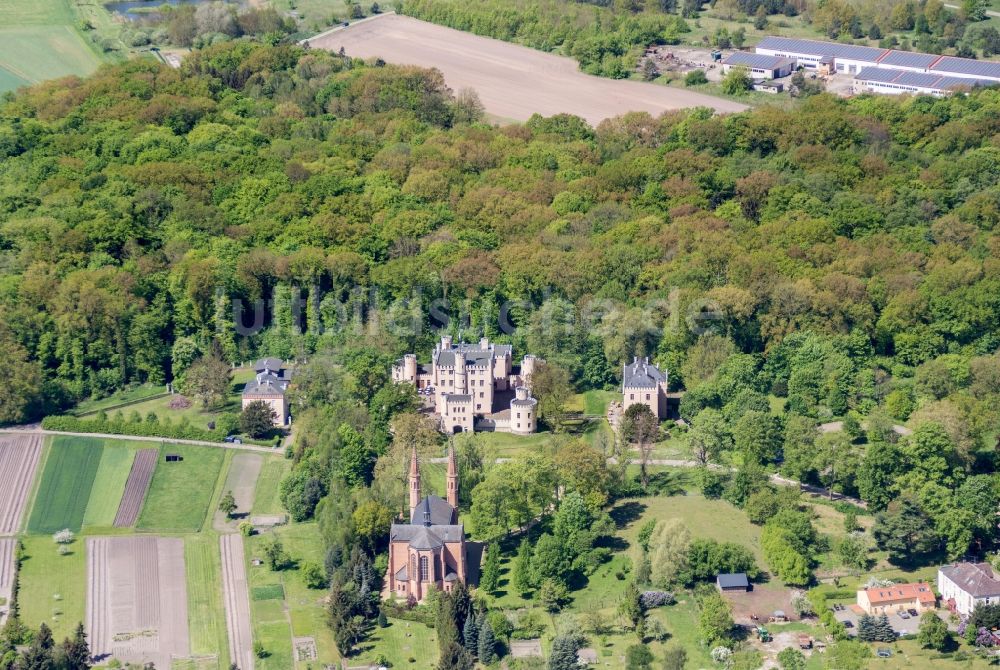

{"left": 137, "top": 444, "right": 226, "bottom": 533}
{"left": 82, "top": 443, "right": 139, "bottom": 528}
{"left": 185, "top": 534, "right": 231, "bottom": 668}
{"left": 27, "top": 437, "right": 103, "bottom": 534}
{"left": 0, "top": 0, "right": 103, "bottom": 94}
{"left": 18, "top": 535, "right": 87, "bottom": 641}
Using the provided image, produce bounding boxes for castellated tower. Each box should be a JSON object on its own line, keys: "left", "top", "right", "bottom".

{"left": 510, "top": 386, "right": 538, "bottom": 435}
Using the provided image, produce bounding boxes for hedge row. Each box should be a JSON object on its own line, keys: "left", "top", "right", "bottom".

{"left": 41, "top": 415, "right": 226, "bottom": 442}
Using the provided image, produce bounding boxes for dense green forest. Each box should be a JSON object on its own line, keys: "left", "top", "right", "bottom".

{"left": 2, "top": 41, "right": 1000, "bottom": 580}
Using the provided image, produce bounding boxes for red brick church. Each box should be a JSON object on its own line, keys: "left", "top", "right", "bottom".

{"left": 386, "top": 445, "right": 468, "bottom": 602}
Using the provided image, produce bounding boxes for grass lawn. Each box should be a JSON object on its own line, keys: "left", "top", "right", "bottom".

{"left": 361, "top": 617, "right": 439, "bottom": 667}
{"left": 136, "top": 444, "right": 226, "bottom": 533}
{"left": 82, "top": 442, "right": 142, "bottom": 529}
{"left": 185, "top": 533, "right": 231, "bottom": 668}
{"left": 252, "top": 456, "right": 292, "bottom": 515}
{"left": 74, "top": 383, "right": 168, "bottom": 416}
{"left": 619, "top": 494, "right": 765, "bottom": 562}
{"left": 18, "top": 534, "right": 87, "bottom": 641}
{"left": 269, "top": 0, "right": 350, "bottom": 33}
{"left": 113, "top": 369, "right": 254, "bottom": 432}
{"left": 27, "top": 436, "right": 103, "bottom": 534}
{"left": 245, "top": 522, "right": 339, "bottom": 669}
{"left": 0, "top": 0, "right": 103, "bottom": 93}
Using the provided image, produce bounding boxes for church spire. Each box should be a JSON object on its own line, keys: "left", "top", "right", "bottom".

{"left": 409, "top": 446, "right": 421, "bottom": 519}
{"left": 446, "top": 441, "right": 459, "bottom": 510}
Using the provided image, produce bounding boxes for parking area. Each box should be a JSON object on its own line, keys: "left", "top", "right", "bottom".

{"left": 832, "top": 604, "right": 935, "bottom": 637}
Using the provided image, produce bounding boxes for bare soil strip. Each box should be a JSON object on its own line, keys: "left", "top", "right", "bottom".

{"left": 0, "top": 538, "right": 15, "bottom": 622}
{"left": 113, "top": 448, "right": 158, "bottom": 527}
{"left": 0, "top": 434, "right": 43, "bottom": 535}
{"left": 220, "top": 534, "right": 254, "bottom": 670}
{"left": 308, "top": 13, "right": 747, "bottom": 124}
{"left": 86, "top": 536, "right": 190, "bottom": 668}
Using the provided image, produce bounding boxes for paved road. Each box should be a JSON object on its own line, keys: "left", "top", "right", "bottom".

{"left": 0, "top": 427, "right": 279, "bottom": 454}
{"left": 432, "top": 454, "right": 867, "bottom": 508}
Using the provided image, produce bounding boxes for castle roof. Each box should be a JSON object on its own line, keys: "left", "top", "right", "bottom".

{"left": 623, "top": 357, "right": 666, "bottom": 389}
{"left": 435, "top": 341, "right": 512, "bottom": 368}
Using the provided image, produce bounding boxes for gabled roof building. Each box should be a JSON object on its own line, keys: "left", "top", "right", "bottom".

{"left": 939, "top": 563, "right": 1000, "bottom": 616}
{"left": 242, "top": 357, "right": 292, "bottom": 426}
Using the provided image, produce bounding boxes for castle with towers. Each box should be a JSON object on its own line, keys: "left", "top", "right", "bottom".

{"left": 387, "top": 445, "right": 468, "bottom": 602}
{"left": 391, "top": 336, "right": 541, "bottom": 434}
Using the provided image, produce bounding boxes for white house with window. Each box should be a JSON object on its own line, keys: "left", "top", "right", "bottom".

{"left": 938, "top": 563, "right": 1000, "bottom": 616}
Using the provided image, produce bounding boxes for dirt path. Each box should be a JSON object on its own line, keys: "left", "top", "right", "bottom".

{"left": 0, "top": 434, "right": 43, "bottom": 535}
{"left": 307, "top": 13, "right": 748, "bottom": 124}
{"left": 214, "top": 453, "right": 264, "bottom": 532}
{"left": 0, "top": 427, "right": 277, "bottom": 453}
{"left": 220, "top": 534, "right": 254, "bottom": 670}
{"left": 113, "top": 448, "right": 158, "bottom": 527}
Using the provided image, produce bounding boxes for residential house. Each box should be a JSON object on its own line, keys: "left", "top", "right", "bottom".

{"left": 857, "top": 582, "right": 936, "bottom": 615}
{"left": 241, "top": 358, "right": 292, "bottom": 426}
{"left": 939, "top": 563, "right": 1000, "bottom": 616}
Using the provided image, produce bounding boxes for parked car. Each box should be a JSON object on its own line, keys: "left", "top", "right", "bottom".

{"left": 898, "top": 611, "right": 910, "bottom": 619}
{"left": 907, "top": 609, "right": 919, "bottom": 617}
{"left": 224, "top": 435, "right": 236, "bottom": 443}
{"left": 842, "top": 620, "right": 853, "bottom": 628}
{"left": 877, "top": 648, "right": 892, "bottom": 658}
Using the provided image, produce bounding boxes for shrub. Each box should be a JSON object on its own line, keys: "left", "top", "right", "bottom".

{"left": 640, "top": 591, "right": 675, "bottom": 608}
{"left": 168, "top": 395, "right": 192, "bottom": 410}
{"left": 300, "top": 561, "right": 328, "bottom": 589}
{"left": 685, "top": 69, "right": 708, "bottom": 86}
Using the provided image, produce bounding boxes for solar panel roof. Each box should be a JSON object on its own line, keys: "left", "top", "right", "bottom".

{"left": 937, "top": 76, "right": 996, "bottom": 90}
{"left": 755, "top": 36, "right": 886, "bottom": 62}
{"left": 930, "top": 56, "right": 1000, "bottom": 81}
{"left": 878, "top": 50, "right": 939, "bottom": 69}
{"left": 855, "top": 67, "right": 900, "bottom": 83}
{"left": 893, "top": 71, "right": 945, "bottom": 88}
{"left": 723, "top": 51, "right": 793, "bottom": 69}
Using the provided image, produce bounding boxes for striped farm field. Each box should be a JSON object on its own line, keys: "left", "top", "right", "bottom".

{"left": 82, "top": 444, "right": 138, "bottom": 529}
{"left": 0, "top": 434, "right": 44, "bottom": 535}
{"left": 113, "top": 448, "right": 158, "bottom": 527}
{"left": 27, "top": 436, "right": 103, "bottom": 534}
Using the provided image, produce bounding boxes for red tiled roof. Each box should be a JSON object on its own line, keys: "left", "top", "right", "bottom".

{"left": 863, "top": 582, "right": 936, "bottom": 606}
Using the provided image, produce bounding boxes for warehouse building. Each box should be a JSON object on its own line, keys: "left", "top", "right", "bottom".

{"left": 855, "top": 67, "right": 995, "bottom": 96}
{"left": 755, "top": 36, "right": 886, "bottom": 75}
{"left": 721, "top": 51, "right": 796, "bottom": 79}
{"left": 754, "top": 36, "right": 1000, "bottom": 86}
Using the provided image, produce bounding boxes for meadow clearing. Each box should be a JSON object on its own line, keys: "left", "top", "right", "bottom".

{"left": 0, "top": 0, "right": 103, "bottom": 94}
